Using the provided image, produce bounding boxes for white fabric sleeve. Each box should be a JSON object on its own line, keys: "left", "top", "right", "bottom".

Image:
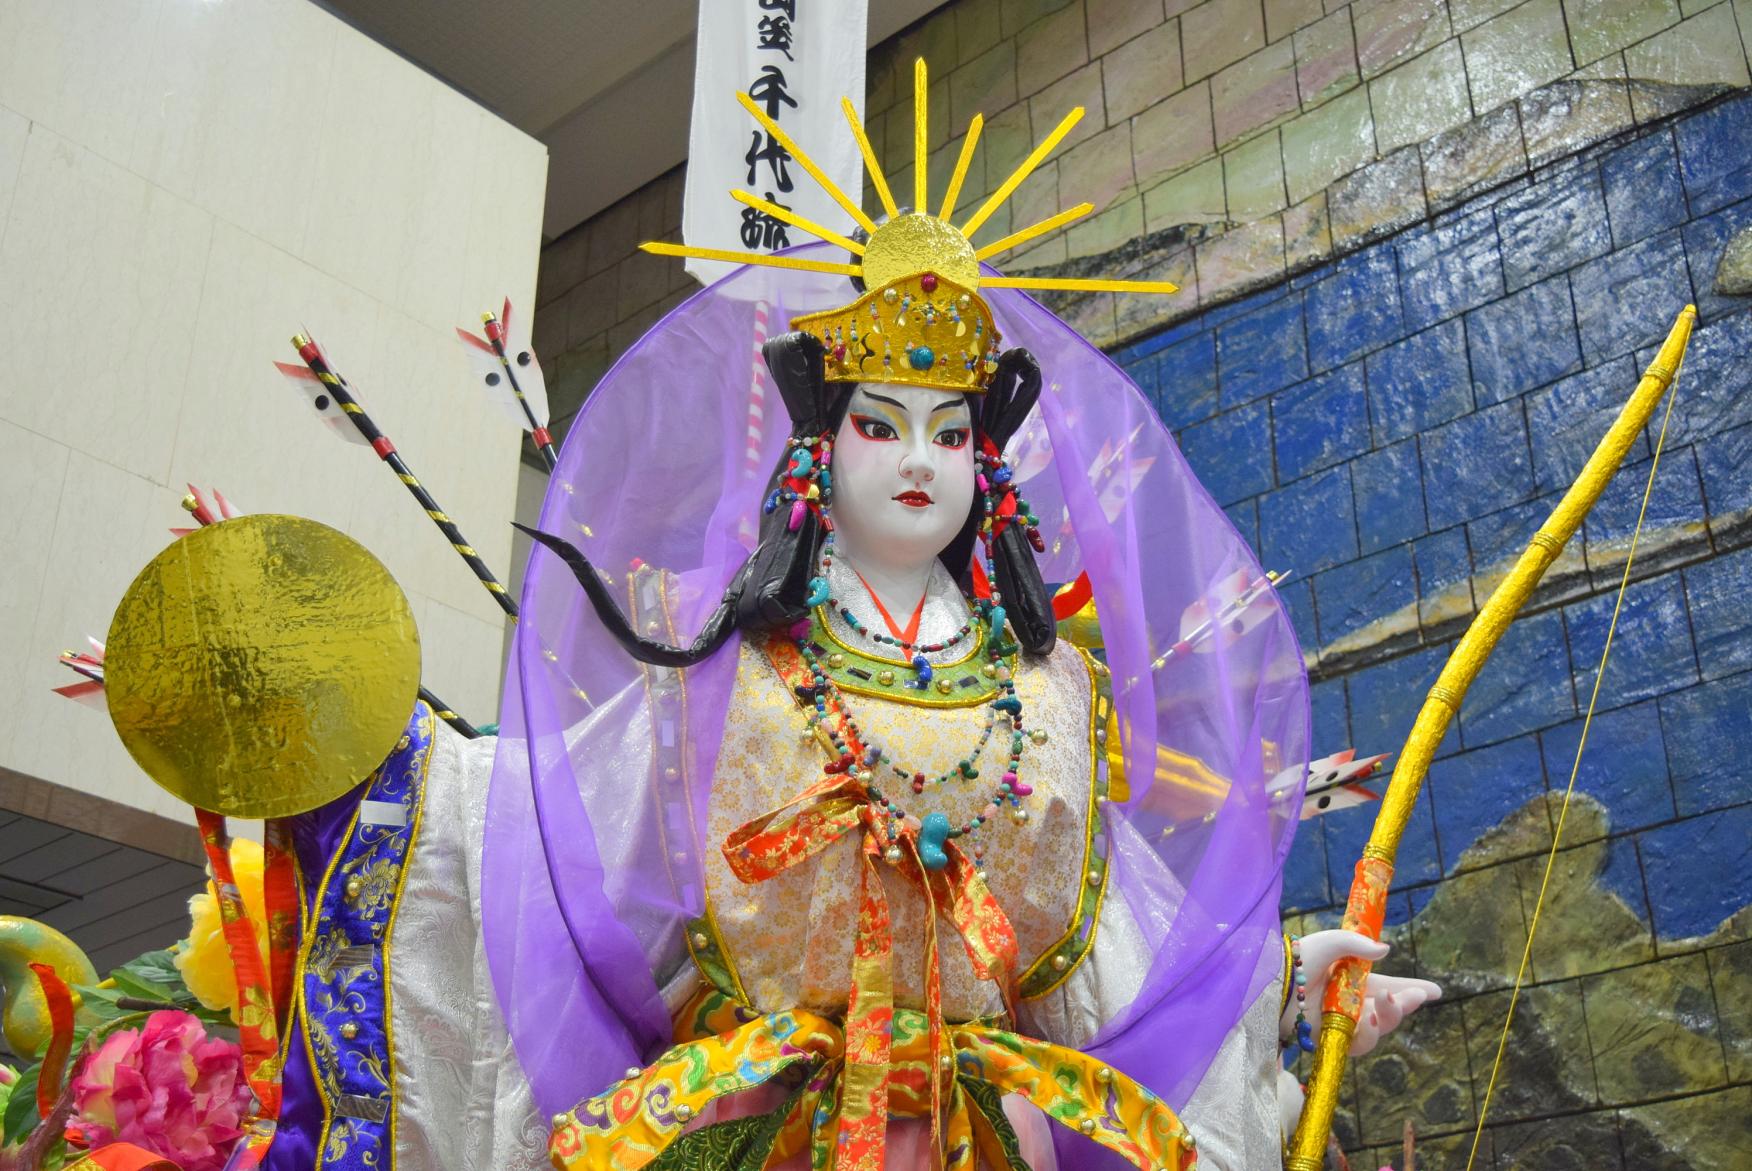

{"left": 388, "top": 725, "right": 550, "bottom": 1170}
{"left": 1019, "top": 803, "right": 1287, "bottom": 1171}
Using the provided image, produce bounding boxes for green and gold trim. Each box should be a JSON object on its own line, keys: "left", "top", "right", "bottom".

{"left": 808, "top": 607, "right": 1016, "bottom": 709}
{"left": 683, "top": 906, "right": 750, "bottom": 1007}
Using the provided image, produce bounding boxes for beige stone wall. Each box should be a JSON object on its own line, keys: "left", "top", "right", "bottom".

{"left": 531, "top": 0, "right": 1751, "bottom": 441}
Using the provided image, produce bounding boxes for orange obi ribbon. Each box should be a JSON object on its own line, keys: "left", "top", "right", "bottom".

{"left": 709, "top": 639, "right": 1025, "bottom": 1168}
{"left": 548, "top": 1003, "right": 1199, "bottom": 1170}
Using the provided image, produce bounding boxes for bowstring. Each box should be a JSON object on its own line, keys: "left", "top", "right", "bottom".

{"left": 1463, "top": 355, "right": 1684, "bottom": 1170}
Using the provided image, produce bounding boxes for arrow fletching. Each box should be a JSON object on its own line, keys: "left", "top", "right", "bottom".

{"left": 274, "top": 358, "right": 369, "bottom": 446}
{"left": 461, "top": 298, "right": 551, "bottom": 433}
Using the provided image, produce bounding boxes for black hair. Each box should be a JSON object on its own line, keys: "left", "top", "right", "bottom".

{"left": 516, "top": 331, "right": 1056, "bottom": 666}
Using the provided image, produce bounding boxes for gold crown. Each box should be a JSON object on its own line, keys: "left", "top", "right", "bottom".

{"left": 642, "top": 58, "right": 1179, "bottom": 391}
{"left": 793, "top": 271, "right": 1000, "bottom": 391}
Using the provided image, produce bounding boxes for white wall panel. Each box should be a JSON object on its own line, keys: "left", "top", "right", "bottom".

{"left": 0, "top": 0, "right": 547, "bottom": 829}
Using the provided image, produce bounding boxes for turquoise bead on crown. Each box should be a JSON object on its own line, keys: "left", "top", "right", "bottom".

{"left": 908, "top": 346, "right": 935, "bottom": 371}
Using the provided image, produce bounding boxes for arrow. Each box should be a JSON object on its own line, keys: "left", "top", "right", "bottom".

{"left": 277, "top": 333, "right": 519, "bottom": 620}
{"left": 457, "top": 297, "right": 558, "bottom": 471}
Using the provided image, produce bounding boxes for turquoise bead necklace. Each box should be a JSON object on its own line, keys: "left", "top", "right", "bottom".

{"left": 776, "top": 429, "right": 1039, "bottom": 871}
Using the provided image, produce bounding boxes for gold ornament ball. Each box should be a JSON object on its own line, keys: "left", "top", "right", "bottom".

{"left": 104, "top": 515, "right": 420, "bottom": 819}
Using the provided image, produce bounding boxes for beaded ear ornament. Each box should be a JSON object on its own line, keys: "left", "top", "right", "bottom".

{"left": 767, "top": 427, "right": 1052, "bottom": 872}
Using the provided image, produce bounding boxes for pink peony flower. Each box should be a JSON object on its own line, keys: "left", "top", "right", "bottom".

{"left": 71, "top": 1010, "right": 252, "bottom": 1171}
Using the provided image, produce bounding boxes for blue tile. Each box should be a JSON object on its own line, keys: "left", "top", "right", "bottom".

{"left": 1314, "top": 544, "right": 1417, "bottom": 647}
{"left": 1120, "top": 355, "right": 1158, "bottom": 399}
{"left": 1565, "top": 571, "right": 1699, "bottom": 708}
{"left": 1274, "top": 366, "right": 1368, "bottom": 483}
{"left": 1367, "top": 319, "right": 1474, "bottom": 443}
{"left": 1495, "top": 168, "right": 1613, "bottom": 291}
{"left": 1224, "top": 497, "right": 1260, "bottom": 555}
{"left": 1659, "top": 672, "right": 1752, "bottom": 817}
{"left": 1310, "top": 676, "right": 1350, "bottom": 746}
{"left": 1413, "top": 527, "right": 1473, "bottom": 615}
{"left": 1525, "top": 357, "right": 1648, "bottom": 494}
{"left": 1260, "top": 464, "right": 1357, "bottom": 574}
{"left": 1202, "top": 285, "right": 1294, "bottom": 330}
{"left": 1276, "top": 576, "right": 1322, "bottom": 659}
{"left": 1465, "top": 275, "right": 1584, "bottom": 406}
{"left": 1639, "top": 804, "right": 1752, "bottom": 940}
{"left": 1421, "top": 401, "right": 1536, "bottom": 530}
{"left": 1152, "top": 330, "right": 1219, "bottom": 426}
{"left": 1540, "top": 701, "right": 1675, "bottom": 835}
{"left": 1427, "top": 736, "right": 1549, "bottom": 872}
{"left": 1305, "top": 244, "right": 1406, "bottom": 373}
{"left": 1571, "top": 229, "right": 1695, "bottom": 366}
{"left": 1684, "top": 544, "right": 1752, "bottom": 680}
{"left": 1583, "top": 451, "right": 1708, "bottom": 574}
{"left": 1346, "top": 644, "right": 1458, "bottom": 759}
{"left": 1178, "top": 400, "right": 1275, "bottom": 505}
{"left": 1601, "top": 128, "right": 1688, "bottom": 248}
{"left": 1324, "top": 773, "right": 1441, "bottom": 890}
{"left": 1216, "top": 294, "right": 1309, "bottom": 407}
{"left": 1461, "top": 609, "right": 1577, "bottom": 746}
{"left": 1397, "top": 206, "right": 1505, "bottom": 332}
{"left": 1674, "top": 91, "right": 1752, "bottom": 216}
{"left": 1283, "top": 817, "right": 1333, "bottom": 912}
{"left": 1352, "top": 439, "right": 1427, "bottom": 555}
{"left": 1696, "top": 420, "right": 1752, "bottom": 528}
{"left": 1655, "top": 309, "right": 1752, "bottom": 447}
{"left": 1680, "top": 196, "right": 1752, "bottom": 322}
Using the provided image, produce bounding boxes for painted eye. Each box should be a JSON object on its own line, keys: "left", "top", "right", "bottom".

{"left": 853, "top": 416, "right": 898, "bottom": 441}
{"left": 485, "top": 372, "right": 501, "bottom": 386}
{"left": 516, "top": 350, "right": 533, "bottom": 367}
{"left": 934, "top": 428, "right": 970, "bottom": 449}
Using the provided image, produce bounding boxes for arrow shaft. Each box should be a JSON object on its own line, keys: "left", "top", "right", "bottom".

{"left": 293, "top": 336, "right": 518, "bottom": 620}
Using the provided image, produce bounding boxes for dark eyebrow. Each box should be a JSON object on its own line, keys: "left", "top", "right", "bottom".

{"left": 861, "top": 392, "right": 908, "bottom": 411}
{"left": 930, "top": 400, "right": 968, "bottom": 417}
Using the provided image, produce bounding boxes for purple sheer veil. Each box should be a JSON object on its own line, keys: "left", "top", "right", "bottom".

{"left": 483, "top": 245, "right": 1310, "bottom": 1137}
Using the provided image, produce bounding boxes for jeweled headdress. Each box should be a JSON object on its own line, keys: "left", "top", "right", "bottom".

{"left": 643, "top": 59, "right": 1178, "bottom": 391}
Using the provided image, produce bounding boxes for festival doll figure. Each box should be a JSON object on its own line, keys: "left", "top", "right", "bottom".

{"left": 481, "top": 70, "right": 1438, "bottom": 1171}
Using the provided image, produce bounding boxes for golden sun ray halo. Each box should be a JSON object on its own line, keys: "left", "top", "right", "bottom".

{"left": 639, "top": 58, "right": 1179, "bottom": 299}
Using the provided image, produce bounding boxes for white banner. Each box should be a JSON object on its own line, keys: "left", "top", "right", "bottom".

{"left": 683, "top": 0, "right": 868, "bottom": 286}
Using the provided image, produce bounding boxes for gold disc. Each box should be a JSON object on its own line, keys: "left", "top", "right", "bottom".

{"left": 105, "top": 514, "right": 421, "bottom": 819}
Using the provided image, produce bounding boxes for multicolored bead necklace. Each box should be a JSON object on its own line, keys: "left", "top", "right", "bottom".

{"left": 767, "top": 428, "right": 1051, "bottom": 871}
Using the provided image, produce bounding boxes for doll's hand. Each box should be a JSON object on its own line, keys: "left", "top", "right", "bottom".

{"left": 1280, "top": 930, "right": 1442, "bottom": 1057}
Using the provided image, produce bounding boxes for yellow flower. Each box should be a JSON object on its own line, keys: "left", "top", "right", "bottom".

{"left": 174, "top": 838, "right": 269, "bottom": 1024}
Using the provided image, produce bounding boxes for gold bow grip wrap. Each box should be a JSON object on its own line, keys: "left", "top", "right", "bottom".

{"left": 1286, "top": 304, "right": 1697, "bottom": 1170}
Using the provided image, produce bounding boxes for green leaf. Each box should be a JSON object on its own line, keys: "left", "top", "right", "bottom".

{"left": 2, "top": 1061, "right": 41, "bottom": 1147}
{"left": 71, "top": 984, "right": 128, "bottom": 1026}
{"left": 107, "top": 949, "right": 186, "bottom": 1004}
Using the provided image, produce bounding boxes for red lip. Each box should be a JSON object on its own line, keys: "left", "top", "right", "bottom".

{"left": 893, "top": 490, "right": 933, "bottom": 507}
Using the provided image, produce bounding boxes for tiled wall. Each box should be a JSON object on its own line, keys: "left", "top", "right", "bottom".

{"left": 533, "top": 0, "right": 1752, "bottom": 442}
{"left": 0, "top": 0, "right": 548, "bottom": 823}
{"left": 1105, "top": 92, "right": 1750, "bottom": 1166}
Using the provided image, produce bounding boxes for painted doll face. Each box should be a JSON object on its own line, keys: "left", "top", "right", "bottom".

{"left": 830, "top": 383, "right": 976, "bottom": 570}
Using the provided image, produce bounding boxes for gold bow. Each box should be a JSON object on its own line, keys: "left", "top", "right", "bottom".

{"left": 1287, "top": 305, "right": 1697, "bottom": 1168}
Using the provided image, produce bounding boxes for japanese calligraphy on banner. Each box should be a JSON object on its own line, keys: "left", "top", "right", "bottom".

{"left": 683, "top": 0, "right": 868, "bottom": 286}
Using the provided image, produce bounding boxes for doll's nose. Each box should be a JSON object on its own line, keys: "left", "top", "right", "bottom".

{"left": 898, "top": 447, "right": 936, "bottom": 482}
